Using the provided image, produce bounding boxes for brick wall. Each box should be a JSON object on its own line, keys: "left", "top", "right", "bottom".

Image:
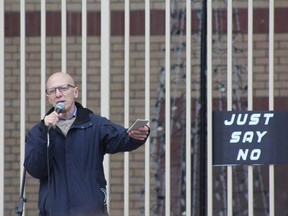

{"left": 4, "top": 0, "right": 288, "bottom": 215}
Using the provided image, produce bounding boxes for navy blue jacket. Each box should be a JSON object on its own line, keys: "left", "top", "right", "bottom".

{"left": 24, "top": 102, "right": 148, "bottom": 216}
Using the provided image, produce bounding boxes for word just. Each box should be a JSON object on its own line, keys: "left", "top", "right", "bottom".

{"left": 224, "top": 113, "right": 274, "bottom": 126}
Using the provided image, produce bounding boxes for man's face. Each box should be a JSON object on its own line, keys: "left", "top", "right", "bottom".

{"left": 46, "top": 72, "right": 78, "bottom": 115}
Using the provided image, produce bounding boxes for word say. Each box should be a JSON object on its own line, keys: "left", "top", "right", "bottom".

{"left": 230, "top": 131, "right": 267, "bottom": 143}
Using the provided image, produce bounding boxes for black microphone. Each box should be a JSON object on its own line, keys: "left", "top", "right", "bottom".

{"left": 47, "top": 102, "right": 65, "bottom": 131}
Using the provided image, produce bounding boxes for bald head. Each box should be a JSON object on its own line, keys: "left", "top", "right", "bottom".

{"left": 46, "top": 72, "right": 75, "bottom": 89}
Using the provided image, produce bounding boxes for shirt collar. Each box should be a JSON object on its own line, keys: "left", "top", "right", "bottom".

{"left": 69, "top": 106, "right": 77, "bottom": 120}
{"left": 60, "top": 106, "right": 77, "bottom": 121}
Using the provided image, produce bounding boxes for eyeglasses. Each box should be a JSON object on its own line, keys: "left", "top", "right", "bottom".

{"left": 46, "top": 84, "right": 75, "bottom": 95}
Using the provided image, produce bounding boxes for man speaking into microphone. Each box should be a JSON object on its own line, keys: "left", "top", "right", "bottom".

{"left": 24, "top": 72, "right": 150, "bottom": 216}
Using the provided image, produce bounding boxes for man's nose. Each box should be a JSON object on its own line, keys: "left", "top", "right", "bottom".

{"left": 55, "top": 88, "right": 62, "bottom": 96}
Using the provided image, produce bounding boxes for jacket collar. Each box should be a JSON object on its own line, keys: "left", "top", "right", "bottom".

{"left": 73, "top": 102, "right": 93, "bottom": 124}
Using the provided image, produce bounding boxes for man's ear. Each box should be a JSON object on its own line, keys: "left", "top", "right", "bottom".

{"left": 74, "top": 87, "right": 79, "bottom": 99}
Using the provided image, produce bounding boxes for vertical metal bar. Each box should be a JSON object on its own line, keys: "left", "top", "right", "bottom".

{"left": 227, "top": 1, "right": 233, "bottom": 215}
{"left": 124, "top": 0, "right": 130, "bottom": 215}
{"left": 61, "top": 0, "right": 66, "bottom": 72}
{"left": 0, "top": 0, "right": 4, "bottom": 214}
{"left": 101, "top": 0, "right": 111, "bottom": 212}
{"left": 227, "top": 0, "right": 233, "bottom": 110}
{"left": 247, "top": 1, "right": 254, "bottom": 215}
{"left": 20, "top": 0, "right": 26, "bottom": 214}
{"left": 269, "top": 0, "right": 275, "bottom": 215}
{"left": 165, "top": 0, "right": 171, "bottom": 215}
{"left": 207, "top": 0, "right": 213, "bottom": 215}
{"left": 200, "top": 1, "right": 207, "bottom": 214}
{"left": 144, "top": 0, "right": 151, "bottom": 215}
{"left": 82, "top": 0, "right": 87, "bottom": 107}
{"left": 41, "top": 0, "right": 46, "bottom": 117}
{"left": 247, "top": 0, "right": 253, "bottom": 109}
{"left": 186, "top": 0, "right": 191, "bottom": 215}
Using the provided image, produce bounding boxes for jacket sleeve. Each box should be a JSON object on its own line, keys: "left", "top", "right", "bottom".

{"left": 100, "top": 118, "right": 149, "bottom": 154}
{"left": 24, "top": 122, "right": 56, "bottom": 180}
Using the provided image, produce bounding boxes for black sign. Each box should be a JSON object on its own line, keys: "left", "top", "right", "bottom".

{"left": 213, "top": 111, "right": 288, "bottom": 165}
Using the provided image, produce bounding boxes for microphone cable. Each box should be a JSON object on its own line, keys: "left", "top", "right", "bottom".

{"left": 45, "top": 103, "right": 64, "bottom": 215}
{"left": 46, "top": 127, "right": 53, "bottom": 215}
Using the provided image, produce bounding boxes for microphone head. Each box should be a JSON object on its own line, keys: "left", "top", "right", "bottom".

{"left": 55, "top": 102, "right": 65, "bottom": 114}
